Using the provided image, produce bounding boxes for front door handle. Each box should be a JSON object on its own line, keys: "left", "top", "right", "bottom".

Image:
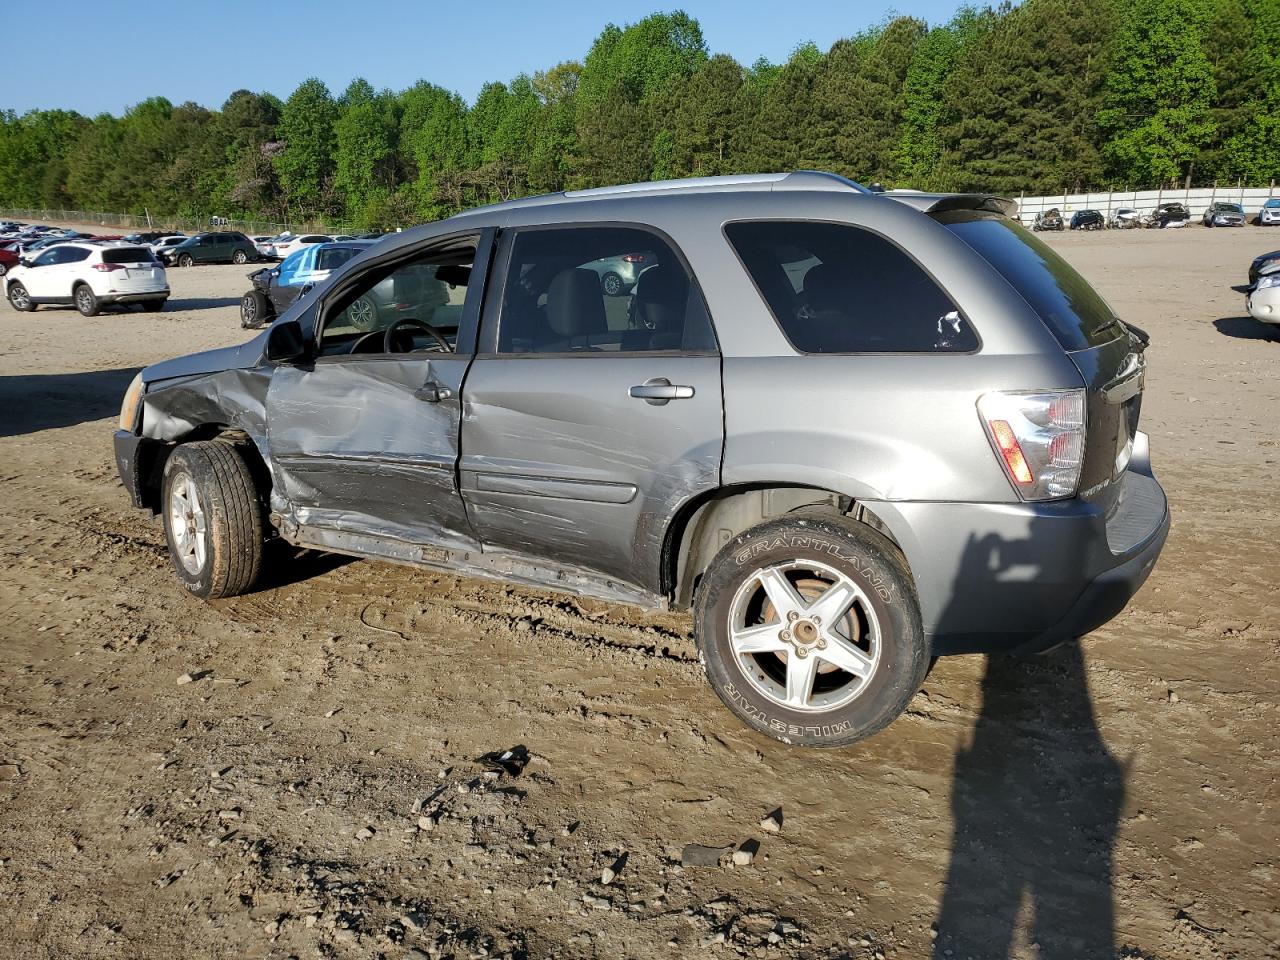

{"left": 629, "top": 377, "right": 695, "bottom": 406}
{"left": 414, "top": 380, "right": 453, "bottom": 403}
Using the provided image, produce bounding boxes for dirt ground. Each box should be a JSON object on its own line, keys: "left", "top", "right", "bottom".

{"left": 1, "top": 226, "right": 1277, "bottom": 960}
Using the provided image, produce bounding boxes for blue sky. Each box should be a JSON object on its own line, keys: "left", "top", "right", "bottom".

{"left": 7, "top": 0, "right": 970, "bottom": 116}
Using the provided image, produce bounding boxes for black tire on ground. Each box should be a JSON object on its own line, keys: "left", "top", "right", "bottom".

{"left": 232, "top": 249, "right": 248, "bottom": 264}
{"left": 240, "top": 289, "right": 271, "bottom": 328}
{"left": 7, "top": 281, "right": 35, "bottom": 311}
{"left": 141, "top": 299, "right": 166, "bottom": 312}
{"left": 600, "top": 271, "right": 624, "bottom": 297}
{"left": 74, "top": 283, "right": 99, "bottom": 317}
{"left": 179, "top": 253, "right": 194, "bottom": 268}
{"left": 692, "top": 514, "right": 928, "bottom": 748}
{"left": 161, "top": 440, "right": 264, "bottom": 599}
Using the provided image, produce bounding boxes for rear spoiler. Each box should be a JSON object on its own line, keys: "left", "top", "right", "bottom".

{"left": 885, "top": 190, "right": 1019, "bottom": 219}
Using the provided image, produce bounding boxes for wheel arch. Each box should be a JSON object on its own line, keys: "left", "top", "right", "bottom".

{"left": 663, "top": 483, "right": 906, "bottom": 610}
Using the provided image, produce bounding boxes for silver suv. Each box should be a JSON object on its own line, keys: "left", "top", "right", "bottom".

{"left": 113, "top": 172, "right": 1169, "bottom": 747}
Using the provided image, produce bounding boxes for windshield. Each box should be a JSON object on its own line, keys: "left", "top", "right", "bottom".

{"left": 1220, "top": 204, "right": 1243, "bottom": 213}
{"left": 934, "top": 211, "right": 1124, "bottom": 351}
{"left": 1265, "top": 200, "right": 1280, "bottom": 209}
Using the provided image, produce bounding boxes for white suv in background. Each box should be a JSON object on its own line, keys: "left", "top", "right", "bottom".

{"left": 266, "top": 233, "right": 332, "bottom": 260}
{"left": 5, "top": 242, "right": 169, "bottom": 316}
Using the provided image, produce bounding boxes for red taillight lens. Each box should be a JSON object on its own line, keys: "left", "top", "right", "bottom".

{"left": 622, "top": 253, "right": 646, "bottom": 263}
{"left": 989, "top": 419, "right": 1034, "bottom": 485}
{"left": 92, "top": 262, "right": 124, "bottom": 272}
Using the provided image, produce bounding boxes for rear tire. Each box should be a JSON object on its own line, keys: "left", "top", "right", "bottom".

{"left": 601, "top": 271, "right": 624, "bottom": 297}
{"left": 74, "top": 284, "right": 99, "bottom": 317}
{"left": 232, "top": 249, "right": 248, "bottom": 265}
{"left": 693, "top": 515, "right": 928, "bottom": 748}
{"left": 161, "top": 440, "right": 264, "bottom": 599}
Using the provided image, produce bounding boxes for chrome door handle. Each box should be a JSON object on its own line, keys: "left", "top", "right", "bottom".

{"left": 414, "top": 381, "right": 452, "bottom": 402}
{"left": 629, "top": 377, "right": 694, "bottom": 406}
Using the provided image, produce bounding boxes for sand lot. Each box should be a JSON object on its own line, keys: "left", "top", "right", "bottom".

{"left": 0, "top": 227, "right": 1277, "bottom": 960}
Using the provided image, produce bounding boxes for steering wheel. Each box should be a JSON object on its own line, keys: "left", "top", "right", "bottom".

{"left": 384, "top": 317, "right": 451, "bottom": 354}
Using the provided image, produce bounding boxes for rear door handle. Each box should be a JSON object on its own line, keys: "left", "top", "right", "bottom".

{"left": 414, "top": 380, "right": 453, "bottom": 403}
{"left": 629, "top": 377, "right": 694, "bottom": 406}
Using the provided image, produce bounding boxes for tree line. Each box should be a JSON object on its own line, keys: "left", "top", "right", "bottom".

{"left": 0, "top": 0, "right": 1275, "bottom": 231}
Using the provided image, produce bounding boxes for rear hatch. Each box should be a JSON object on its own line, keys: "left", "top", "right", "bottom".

{"left": 932, "top": 209, "right": 1145, "bottom": 515}
{"left": 101, "top": 246, "right": 166, "bottom": 292}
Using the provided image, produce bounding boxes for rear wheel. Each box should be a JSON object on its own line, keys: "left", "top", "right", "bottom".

{"left": 161, "top": 440, "right": 264, "bottom": 599}
{"left": 7, "top": 282, "right": 34, "bottom": 312}
{"left": 232, "top": 249, "right": 248, "bottom": 265}
{"left": 240, "top": 289, "right": 270, "bottom": 328}
{"left": 74, "top": 284, "right": 99, "bottom": 317}
{"left": 179, "top": 253, "right": 194, "bottom": 268}
{"left": 601, "top": 271, "right": 624, "bottom": 297}
{"left": 693, "top": 515, "right": 928, "bottom": 748}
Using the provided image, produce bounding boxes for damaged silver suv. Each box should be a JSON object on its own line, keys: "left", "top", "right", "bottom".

{"left": 114, "top": 172, "right": 1169, "bottom": 747}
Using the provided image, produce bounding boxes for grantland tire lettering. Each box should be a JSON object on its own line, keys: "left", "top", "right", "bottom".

{"left": 733, "top": 534, "right": 895, "bottom": 602}
{"left": 722, "top": 682, "right": 853, "bottom": 737}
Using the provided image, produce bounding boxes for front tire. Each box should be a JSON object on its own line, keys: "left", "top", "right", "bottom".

{"left": 240, "top": 290, "right": 270, "bottom": 328}
{"left": 693, "top": 515, "right": 928, "bottom": 748}
{"left": 74, "top": 284, "right": 99, "bottom": 317}
{"left": 179, "top": 253, "right": 194, "bottom": 268}
{"left": 161, "top": 440, "right": 264, "bottom": 599}
{"left": 7, "top": 282, "right": 35, "bottom": 312}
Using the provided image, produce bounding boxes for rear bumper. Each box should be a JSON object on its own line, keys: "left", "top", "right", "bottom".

{"left": 863, "top": 433, "right": 1170, "bottom": 656}
{"left": 100, "top": 290, "right": 169, "bottom": 305}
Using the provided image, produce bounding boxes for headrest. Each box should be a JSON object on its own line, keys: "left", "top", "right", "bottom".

{"left": 632, "top": 265, "right": 686, "bottom": 332}
{"left": 546, "top": 268, "right": 607, "bottom": 338}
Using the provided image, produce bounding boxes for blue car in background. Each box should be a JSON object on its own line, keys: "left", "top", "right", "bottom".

{"left": 239, "top": 240, "right": 372, "bottom": 327}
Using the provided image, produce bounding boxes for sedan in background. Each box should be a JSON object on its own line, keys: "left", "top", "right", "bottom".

{"left": 239, "top": 241, "right": 371, "bottom": 327}
{"left": 1202, "top": 202, "right": 1246, "bottom": 227}
{"left": 267, "top": 233, "right": 333, "bottom": 261}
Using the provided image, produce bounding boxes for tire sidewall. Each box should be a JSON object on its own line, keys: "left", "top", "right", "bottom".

{"left": 161, "top": 452, "right": 215, "bottom": 597}
{"left": 240, "top": 291, "right": 258, "bottom": 327}
{"left": 694, "top": 516, "right": 926, "bottom": 747}
{"left": 8, "top": 282, "right": 32, "bottom": 311}
{"left": 75, "top": 284, "right": 97, "bottom": 316}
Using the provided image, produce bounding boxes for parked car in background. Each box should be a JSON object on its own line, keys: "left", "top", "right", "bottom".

{"left": 20, "top": 234, "right": 91, "bottom": 254}
{"left": 0, "top": 244, "right": 19, "bottom": 276}
{"left": 1202, "top": 202, "right": 1246, "bottom": 227}
{"left": 1145, "top": 202, "right": 1189, "bottom": 228}
{"left": 1257, "top": 198, "right": 1280, "bottom": 227}
{"left": 166, "top": 231, "right": 258, "bottom": 266}
{"left": 1070, "top": 209, "right": 1105, "bottom": 230}
{"left": 149, "top": 235, "right": 188, "bottom": 260}
{"left": 1032, "top": 208, "right": 1064, "bottom": 231}
{"left": 268, "top": 234, "right": 333, "bottom": 261}
{"left": 1244, "top": 258, "right": 1280, "bottom": 325}
{"left": 6, "top": 242, "right": 168, "bottom": 315}
{"left": 256, "top": 234, "right": 289, "bottom": 258}
{"left": 582, "top": 250, "right": 656, "bottom": 296}
{"left": 239, "top": 241, "right": 372, "bottom": 327}
{"left": 113, "top": 171, "right": 1168, "bottom": 748}
{"left": 1108, "top": 207, "right": 1142, "bottom": 229}
{"left": 125, "top": 231, "right": 183, "bottom": 245}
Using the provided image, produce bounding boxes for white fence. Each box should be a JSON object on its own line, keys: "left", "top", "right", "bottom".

{"left": 1011, "top": 185, "right": 1279, "bottom": 224}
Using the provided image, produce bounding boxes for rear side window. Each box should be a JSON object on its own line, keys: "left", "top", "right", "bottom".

{"left": 60, "top": 247, "right": 92, "bottom": 263}
{"left": 497, "top": 226, "right": 716, "bottom": 355}
{"left": 935, "top": 210, "right": 1124, "bottom": 350}
{"left": 103, "top": 247, "right": 155, "bottom": 264}
{"left": 724, "top": 221, "right": 976, "bottom": 353}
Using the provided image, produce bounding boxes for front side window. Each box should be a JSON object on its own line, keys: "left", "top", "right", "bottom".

{"left": 725, "top": 221, "right": 976, "bottom": 353}
{"left": 497, "top": 226, "right": 715, "bottom": 354}
{"left": 317, "top": 239, "right": 475, "bottom": 357}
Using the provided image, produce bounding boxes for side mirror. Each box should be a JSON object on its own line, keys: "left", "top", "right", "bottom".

{"left": 270, "top": 268, "right": 280, "bottom": 278}
{"left": 265, "top": 319, "right": 308, "bottom": 364}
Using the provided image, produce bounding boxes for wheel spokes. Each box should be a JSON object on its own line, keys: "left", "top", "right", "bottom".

{"left": 805, "top": 577, "right": 859, "bottom": 628}
{"left": 816, "top": 633, "right": 875, "bottom": 678}
{"left": 784, "top": 650, "right": 819, "bottom": 708}
{"left": 757, "top": 567, "right": 803, "bottom": 619}
{"left": 730, "top": 622, "right": 789, "bottom": 656}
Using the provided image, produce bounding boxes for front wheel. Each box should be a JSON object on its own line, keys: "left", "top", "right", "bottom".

{"left": 161, "top": 440, "right": 264, "bottom": 599}
{"left": 7, "top": 282, "right": 35, "bottom": 312}
{"left": 178, "top": 253, "right": 194, "bottom": 268}
{"left": 693, "top": 515, "right": 928, "bottom": 748}
{"left": 240, "top": 290, "right": 270, "bottom": 328}
{"left": 232, "top": 249, "right": 248, "bottom": 264}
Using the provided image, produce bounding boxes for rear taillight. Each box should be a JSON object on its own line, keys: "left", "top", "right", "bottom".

{"left": 978, "top": 390, "right": 1085, "bottom": 501}
{"left": 93, "top": 262, "right": 124, "bottom": 272}
{"left": 622, "top": 253, "right": 646, "bottom": 263}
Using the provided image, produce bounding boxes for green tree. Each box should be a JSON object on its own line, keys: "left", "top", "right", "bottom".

{"left": 273, "top": 78, "right": 339, "bottom": 219}
{"left": 1097, "top": 0, "right": 1217, "bottom": 185}
{"left": 666, "top": 54, "right": 750, "bottom": 177}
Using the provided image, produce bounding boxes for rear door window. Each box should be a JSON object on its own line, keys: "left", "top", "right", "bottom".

{"left": 724, "top": 220, "right": 976, "bottom": 353}
{"left": 496, "top": 226, "right": 716, "bottom": 354}
{"left": 935, "top": 211, "right": 1124, "bottom": 350}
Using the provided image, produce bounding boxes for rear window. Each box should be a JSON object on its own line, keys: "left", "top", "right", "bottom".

{"left": 934, "top": 210, "right": 1124, "bottom": 351}
{"left": 724, "top": 220, "right": 976, "bottom": 353}
{"left": 103, "top": 247, "right": 155, "bottom": 264}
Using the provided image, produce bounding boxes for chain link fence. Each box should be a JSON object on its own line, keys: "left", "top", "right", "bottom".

{"left": 0, "top": 208, "right": 350, "bottom": 236}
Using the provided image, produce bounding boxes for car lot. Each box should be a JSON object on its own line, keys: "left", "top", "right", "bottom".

{"left": 0, "top": 226, "right": 1277, "bottom": 958}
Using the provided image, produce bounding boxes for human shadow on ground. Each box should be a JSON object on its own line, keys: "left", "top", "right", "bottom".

{"left": 0, "top": 367, "right": 141, "bottom": 437}
{"left": 931, "top": 524, "right": 1127, "bottom": 959}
